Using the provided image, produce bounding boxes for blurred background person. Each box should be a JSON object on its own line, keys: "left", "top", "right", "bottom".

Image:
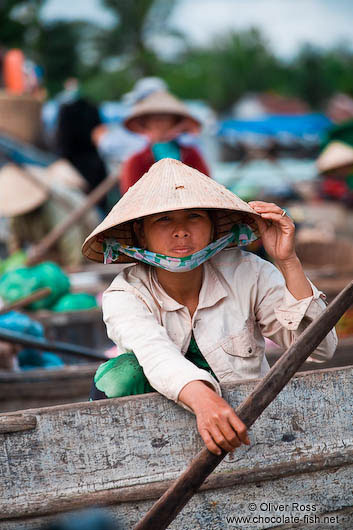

{"left": 119, "top": 89, "right": 210, "bottom": 194}
{"left": 0, "top": 163, "right": 100, "bottom": 268}
{"left": 55, "top": 78, "right": 109, "bottom": 212}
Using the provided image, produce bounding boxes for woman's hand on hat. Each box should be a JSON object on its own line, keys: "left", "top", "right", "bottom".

{"left": 248, "top": 201, "right": 297, "bottom": 265}
{"left": 249, "top": 201, "right": 313, "bottom": 300}
{"left": 178, "top": 380, "right": 250, "bottom": 455}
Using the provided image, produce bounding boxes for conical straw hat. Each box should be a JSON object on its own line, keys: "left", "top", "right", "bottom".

{"left": 316, "top": 141, "right": 353, "bottom": 174}
{"left": 0, "top": 163, "right": 49, "bottom": 216}
{"left": 82, "top": 158, "right": 260, "bottom": 263}
{"left": 124, "top": 91, "right": 201, "bottom": 134}
{"left": 25, "top": 159, "right": 87, "bottom": 191}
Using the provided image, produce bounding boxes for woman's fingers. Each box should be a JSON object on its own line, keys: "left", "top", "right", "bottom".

{"left": 228, "top": 412, "right": 250, "bottom": 445}
{"left": 209, "top": 424, "right": 240, "bottom": 454}
{"left": 249, "top": 200, "right": 283, "bottom": 214}
{"left": 199, "top": 428, "right": 224, "bottom": 455}
{"left": 180, "top": 381, "right": 251, "bottom": 456}
{"left": 259, "top": 212, "right": 294, "bottom": 227}
{"left": 198, "top": 411, "right": 250, "bottom": 455}
{"left": 250, "top": 201, "right": 293, "bottom": 223}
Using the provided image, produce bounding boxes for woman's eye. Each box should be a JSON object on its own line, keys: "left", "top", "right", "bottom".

{"left": 189, "top": 213, "right": 202, "bottom": 219}
{"left": 156, "top": 216, "right": 169, "bottom": 222}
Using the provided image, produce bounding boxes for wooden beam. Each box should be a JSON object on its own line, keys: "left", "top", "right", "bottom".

{"left": 0, "top": 288, "right": 51, "bottom": 315}
{"left": 0, "top": 327, "right": 106, "bottom": 361}
{"left": 0, "top": 414, "right": 37, "bottom": 434}
{"left": 26, "top": 174, "right": 117, "bottom": 266}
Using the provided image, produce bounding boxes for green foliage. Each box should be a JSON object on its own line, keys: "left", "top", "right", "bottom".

{"left": 2, "top": 0, "right": 353, "bottom": 109}
{"left": 97, "top": 0, "right": 178, "bottom": 76}
{"left": 0, "top": 0, "right": 42, "bottom": 48}
{"left": 80, "top": 68, "right": 135, "bottom": 102}
{"left": 34, "top": 21, "right": 81, "bottom": 95}
{"left": 157, "top": 29, "right": 296, "bottom": 111}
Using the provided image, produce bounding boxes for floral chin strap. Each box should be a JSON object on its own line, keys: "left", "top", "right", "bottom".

{"left": 103, "top": 223, "right": 257, "bottom": 272}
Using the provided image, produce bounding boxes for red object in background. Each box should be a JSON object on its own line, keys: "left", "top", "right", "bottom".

{"left": 120, "top": 144, "right": 210, "bottom": 194}
{"left": 3, "top": 49, "right": 25, "bottom": 94}
{"left": 321, "top": 177, "right": 348, "bottom": 199}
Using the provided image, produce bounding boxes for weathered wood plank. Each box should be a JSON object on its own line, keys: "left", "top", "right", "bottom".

{"left": 0, "top": 365, "right": 352, "bottom": 527}
{"left": 0, "top": 342, "right": 351, "bottom": 413}
{"left": 0, "top": 414, "right": 37, "bottom": 433}
{"left": 0, "top": 364, "right": 98, "bottom": 413}
{"left": 1, "top": 467, "right": 352, "bottom": 529}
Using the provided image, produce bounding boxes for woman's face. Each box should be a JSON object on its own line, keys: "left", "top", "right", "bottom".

{"left": 135, "top": 209, "right": 213, "bottom": 257}
{"left": 139, "top": 114, "right": 180, "bottom": 142}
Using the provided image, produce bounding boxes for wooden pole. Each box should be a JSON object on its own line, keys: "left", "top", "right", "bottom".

{"left": 0, "top": 327, "right": 107, "bottom": 361}
{"left": 134, "top": 280, "right": 353, "bottom": 530}
{"left": 0, "top": 288, "right": 51, "bottom": 316}
{"left": 26, "top": 174, "right": 117, "bottom": 266}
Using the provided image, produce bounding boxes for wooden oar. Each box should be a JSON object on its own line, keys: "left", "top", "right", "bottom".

{"left": 134, "top": 280, "right": 353, "bottom": 530}
{"left": 0, "top": 287, "right": 51, "bottom": 316}
{"left": 0, "top": 327, "right": 106, "bottom": 361}
{"left": 26, "top": 173, "right": 118, "bottom": 266}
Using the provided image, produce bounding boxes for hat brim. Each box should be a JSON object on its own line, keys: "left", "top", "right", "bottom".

{"left": 124, "top": 113, "right": 201, "bottom": 135}
{"left": 0, "top": 164, "right": 49, "bottom": 217}
{"left": 82, "top": 208, "right": 260, "bottom": 264}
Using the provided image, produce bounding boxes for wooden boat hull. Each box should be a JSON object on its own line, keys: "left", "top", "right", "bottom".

{"left": 0, "top": 363, "right": 98, "bottom": 413}
{"left": 35, "top": 307, "right": 113, "bottom": 352}
{"left": 0, "top": 365, "right": 352, "bottom": 529}
{"left": 1, "top": 337, "right": 351, "bottom": 413}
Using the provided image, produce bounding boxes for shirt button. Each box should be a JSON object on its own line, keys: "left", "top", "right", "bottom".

{"left": 248, "top": 347, "right": 252, "bottom": 353}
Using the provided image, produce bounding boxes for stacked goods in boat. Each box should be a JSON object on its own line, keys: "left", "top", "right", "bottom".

{"left": 0, "top": 91, "right": 42, "bottom": 144}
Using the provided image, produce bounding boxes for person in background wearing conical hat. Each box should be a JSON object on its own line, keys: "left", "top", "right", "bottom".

{"left": 119, "top": 90, "right": 210, "bottom": 195}
{"left": 82, "top": 159, "right": 337, "bottom": 456}
{"left": 316, "top": 141, "right": 353, "bottom": 208}
{"left": 0, "top": 163, "right": 100, "bottom": 268}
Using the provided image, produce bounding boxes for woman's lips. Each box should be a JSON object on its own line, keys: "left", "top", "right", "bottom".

{"left": 170, "top": 247, "right": 193, "bottom": 255}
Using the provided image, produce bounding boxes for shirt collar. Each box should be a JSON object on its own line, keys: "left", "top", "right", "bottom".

{"left": 148, "top": 261, "right": 228, "bottom": 312}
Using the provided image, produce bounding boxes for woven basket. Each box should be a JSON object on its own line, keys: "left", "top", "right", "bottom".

{"left": 0, "top": 91, "right": 42, "bottom": 144}
{"left": 296, "top": 238, "right": 353, "bottom": 274}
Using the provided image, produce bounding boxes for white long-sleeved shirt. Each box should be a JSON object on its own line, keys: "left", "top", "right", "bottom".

{"left": 102, "top": 249, "right": 337, "bottom": 403}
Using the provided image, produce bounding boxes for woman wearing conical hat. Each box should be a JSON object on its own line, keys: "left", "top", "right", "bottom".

{"left": 0, "top": 163, "right": 99, "bottom": 268}
{"left": 82, "top": 159, "right": 337, "bottom": 456}
{"left": 119, "top": 90, "right": 210, "bottom": 195}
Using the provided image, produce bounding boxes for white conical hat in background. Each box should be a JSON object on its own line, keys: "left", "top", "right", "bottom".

{"left": 24, "top": 159, "right": 87, "bottom": 191}
{"left": 316, "top": 141, "right": 353, "bottom": 174}
{"left": 123, "top": 91, "right": 201, "bottom": 134}
{"left": 0, "top": 163, "right": 49, "bottom": 217}
{"left": 82, "top": 158, "right": 259, "bottom": 263}
{"left": 123, "top": 77, "right": 168, "bottom": 105}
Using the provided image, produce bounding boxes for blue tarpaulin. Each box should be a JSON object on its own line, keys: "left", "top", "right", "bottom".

{"left": 217, "top": 114, "right": 332, "bottom": 145}
{"left": 0, "top": 133, "right": 57, "bottom": 167}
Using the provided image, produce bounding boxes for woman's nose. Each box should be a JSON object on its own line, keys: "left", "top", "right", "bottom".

{"left": 173, "top": 224, "right": 190, "bottom": 238}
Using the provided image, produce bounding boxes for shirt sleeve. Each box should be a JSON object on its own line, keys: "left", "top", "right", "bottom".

{"left": 102, "top": 288, "right": 221, "bottom": 403}
{"left": 254, "top": 259, "right": 337, "bottom": 363}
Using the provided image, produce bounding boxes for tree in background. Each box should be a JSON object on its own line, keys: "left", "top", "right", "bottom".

{"left": 96, "top": 0, "right": 179, "bottom": 76}
{"left": 1, "top": 0, "right": 353, "bottom": 110}
{"left": 158, "top": 28, "right": 286, "bottom": 112}
{"left": 34, "top": 21, "right": 81, "bottom": 95}
{"left": 0, "top": 0, "right": 41, "bottom": 49}
{"left": 290, "top": 44, "right": 353, "bottom": 108}
{"left": 0, "top": 0, "right": 90, "bottom": 96}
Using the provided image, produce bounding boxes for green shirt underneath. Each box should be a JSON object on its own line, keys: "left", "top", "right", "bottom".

{"left": 185, "top": 333, "right": 218, "bottom": 381}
